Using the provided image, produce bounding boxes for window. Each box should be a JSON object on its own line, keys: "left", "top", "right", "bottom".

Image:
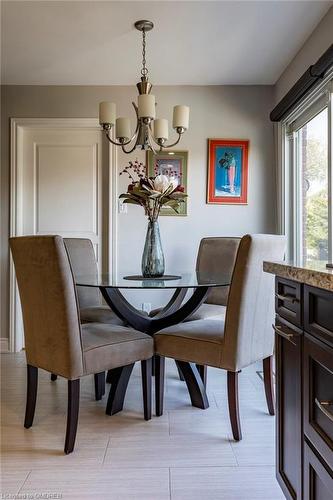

{"left": 283, "top": 78, "right": 332, "bottom": 263}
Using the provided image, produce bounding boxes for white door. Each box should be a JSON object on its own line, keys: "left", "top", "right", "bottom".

{"left": 10, "top": 119, "right": 111, "bottom": 351}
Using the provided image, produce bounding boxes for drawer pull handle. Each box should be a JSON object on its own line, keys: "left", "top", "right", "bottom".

{"left": 275, "top": 293, "right": 299, "bottom": 304}
{"left": 315, "top": 398, "right": 333, "bottom": 423}
{"left": 272, "top": 324, "right": 297, "bottom": 345}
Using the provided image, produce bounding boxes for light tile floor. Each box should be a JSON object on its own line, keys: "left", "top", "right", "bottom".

{"left": 1, "top": 352, "right": 284, "bottom": 499}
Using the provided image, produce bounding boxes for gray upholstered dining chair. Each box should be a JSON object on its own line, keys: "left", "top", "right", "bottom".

{"left": 63, "top": 238, "right": 123, "bottom": 326}
{"left": 10, "top": 235, "right": 153, "bottom": 454}
{"left": 151, "top": 237, "right": 240, "bottom": 383}
{"left": 190, "top": 237, "right": 241, "bottom": 320}
{"left": 154, "top": 234, "right": 286, "bottom": 441}
{"left": 51, "top": 238, "right": 124, "bottom": 397}
{"left": 151, "top": 237, "right": 240, "bottom": 322}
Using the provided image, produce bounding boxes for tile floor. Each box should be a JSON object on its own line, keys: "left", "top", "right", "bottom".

{"left": 1, "top": 352, "right": 284, "bottom": 499}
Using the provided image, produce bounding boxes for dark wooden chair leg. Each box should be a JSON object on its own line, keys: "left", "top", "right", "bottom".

{"left": 155, "top": 355, "right": 165, "bottom": 416}
{"left": 176, "top": 360, "right": 209, "bottom": 409}
{"left": 141, "top": 358, "right": 152, "bottom": 421}
{"left": 152, "top": 355, "right": 156, "bottom": 377}
{"left": 24, "top": 365, "right": 38, "bottom": 428}
{"left": 106, "top": 364, "right": 134, "bottom": 416}
{"left": 94, "top": 372, "right": 106, "bottom": 401}
{"left": 64, "top": 379, "right": 80, "bottom": 454}
{"left": 106, "top": 370, "right": 113, "bottom": 384}
{"left": 50, "top": 374, "right": 57, "bottom": 381}
{"left": 227, "top": 371, "right": 242, "bottom": 441}
{"left": 263, "top": 355, "right": 275, "bottom": 415}
{"left": 196, "top": 364, "right": 207, "bottom": 388}
{"left": 176, "top": 362, "right": 185, "bottom": 381}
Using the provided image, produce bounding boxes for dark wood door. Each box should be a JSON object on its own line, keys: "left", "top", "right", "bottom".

{"left": 304, "top": 441, "right": 333, "bottom": 500}
{"left": 303, "top": 334, "right": 333, "bottom": 472}
{"left": 275, "top": 316, "right": 303, "bottom": 500}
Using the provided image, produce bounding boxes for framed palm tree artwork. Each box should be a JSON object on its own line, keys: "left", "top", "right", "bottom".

{"left": 207, "top": 139, "right": 249, "bottom": 205}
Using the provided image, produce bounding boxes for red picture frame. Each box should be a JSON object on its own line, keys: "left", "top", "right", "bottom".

{"left": 207, "top": 139, "right": 249, "bottom": 205}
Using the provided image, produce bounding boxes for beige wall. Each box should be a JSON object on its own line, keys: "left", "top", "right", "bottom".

{"left": 1, "top": 84, "right": 276, "bottom": 343}
{"left": 275, "top": 6, "right": 333, "bottom": 103}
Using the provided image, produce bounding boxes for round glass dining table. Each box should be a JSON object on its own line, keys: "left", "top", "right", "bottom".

{"left": 76, "top": 271, "right": 231, "bottom": 411}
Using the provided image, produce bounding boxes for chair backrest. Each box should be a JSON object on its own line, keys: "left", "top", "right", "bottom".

{"left": 10, "top": 235, "right": 84, "bottom": 379}
{"left": 222, "top": 234, "right": 286, "bottom": 372}
{"left": 64, "top": 238, "right": 101, "bottom": 309}
{"left": 196, "top": 237, "right": 241, "bottom": 306}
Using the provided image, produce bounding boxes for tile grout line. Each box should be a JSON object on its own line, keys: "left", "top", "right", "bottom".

{"left": 17, "top": 470, "right": 32, "bottom": 494}
{"left": 102, "top": 435, "right": 111, "bottom": 464}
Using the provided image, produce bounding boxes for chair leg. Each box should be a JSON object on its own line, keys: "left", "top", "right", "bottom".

{"left": 155, "top": 355, "right": 165, "bottom": 416}
{"left": 227, "top": 371, "right": 242, "bottom": 441}
{"left": 64, "top": 379, "right": 80, "bottom": 454}
{"left": 50, "top": 374, "right": 57, "bottom": 381}
{"left": 24, "top": 365, "right": 38, "bottom": 428}
{"left": 176, "top": 362, "right": 184, "bottom": 381}
{"left": 196, "top": 364, "right": 207, "bottom": 388}
{"left": 106, "top": 364, "right": 134, "bottom": 416}
{"left": 106, "top": 370, "right": 113, "bottom": 384}
{"left": 141, "top": 358, "right": 152, "bottom": 421}
{"left": 263, "top": 355, "right": 275, "bottom": 416}
{"left": 176, "top": 361, "right": 209, "bottom": 409}
{"left": 94, "top": 372, "right": 106, "bottom": 401}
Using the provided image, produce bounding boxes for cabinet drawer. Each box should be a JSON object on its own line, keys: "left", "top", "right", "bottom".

{"left": 303, "top": 441, "right": 333, "bottom": 500}
{"left": 304, "top": 285, "right": 333, "bottom": 348}
{"left": 304, "top": 334, "right": 333, "bottom": 472}
{"left": 275, "top": 277, "right": 302, "bottom": 327}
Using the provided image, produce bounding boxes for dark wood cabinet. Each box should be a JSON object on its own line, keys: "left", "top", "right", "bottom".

{"left": 303, "top": 441, "right": 333, "bottom": 500}
{"left": 303, "top": 334, "right": 333, "bottom": 472}
{"left": 275, "top": 316, "right": 303, "bottom": 499}
{"left": 275, "top": 277, "right": 333, "bottom": 500}
{"left": 276, "top": 277, "right": 302, "bottom": 327}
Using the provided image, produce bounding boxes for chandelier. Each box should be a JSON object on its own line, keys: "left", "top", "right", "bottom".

{"left": 99, "top": 20, "right": 189, "bottom": 154}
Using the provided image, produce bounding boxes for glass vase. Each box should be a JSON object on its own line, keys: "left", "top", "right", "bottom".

{"left": 141, "top": 220, "right": 165, "bottom": 278}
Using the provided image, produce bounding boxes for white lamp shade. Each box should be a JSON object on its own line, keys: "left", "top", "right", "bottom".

{"left": 173, "top": 105, "right": 189, "bottom": 130}
{"left": 154, "top": 119, "right": 169, "bottom": 140}
{"left": 99, "top": 102, "right": 116, "bottom": 125}
{"left": 138, "top": 94, "right": 156, "bottom": 119}
{"left": 116, "top": 118, "right": 131, "bottom": 140}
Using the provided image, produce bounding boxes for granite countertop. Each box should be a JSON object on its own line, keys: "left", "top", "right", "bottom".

{"left": 263, "top": 260, "right": 333, "bottom": 292}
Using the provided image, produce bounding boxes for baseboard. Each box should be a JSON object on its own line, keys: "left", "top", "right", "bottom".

{"left": 0, "top": 338, "right": 9, "bottom": 352}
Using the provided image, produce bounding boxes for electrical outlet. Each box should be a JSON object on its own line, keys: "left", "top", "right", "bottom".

{"left": 118, "top": 200, "right": 128, "bottom": 214}
{"left": 141, "top": 302, "right": 151, "bottom": 314}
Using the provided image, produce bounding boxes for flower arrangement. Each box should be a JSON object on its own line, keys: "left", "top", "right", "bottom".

{"left": 119, "top": 159, "right": 187, "bottom": 222}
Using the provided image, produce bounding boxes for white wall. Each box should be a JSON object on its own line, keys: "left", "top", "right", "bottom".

{"left": 274, "top": 6, "right": 333, "bottom": 103}
{"left": 116, "top": 86, "right": 276, "bottom": 308}
{"left": 1, "top": 84, "right": 275, "bottom": 341}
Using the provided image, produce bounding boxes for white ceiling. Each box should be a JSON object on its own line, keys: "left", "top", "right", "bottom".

{"left": 1, "top": 1, "right": 332, "bottom": 85}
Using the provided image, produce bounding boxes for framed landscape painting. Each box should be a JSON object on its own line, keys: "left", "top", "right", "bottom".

{"left": 146, "top": 150, "right": 188, "bottom": 216}
{"left": 207, "top": 139, "right": 249, "bottom": 204}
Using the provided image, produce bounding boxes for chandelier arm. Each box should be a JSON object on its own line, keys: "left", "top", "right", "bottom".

{"left": 105, "top": 131, "right": 133, "bottom": 147}
{"left": 149, "top": 129, "right": 183, "bottom": 150}
{"left": 159, "top": 133, "right": 182, "bottom": 149}
{"left": 121, "top": 127, "right": 141, "bottom": 154}
{"left": 147, "top": 126, "right": 160, "bottom": 155}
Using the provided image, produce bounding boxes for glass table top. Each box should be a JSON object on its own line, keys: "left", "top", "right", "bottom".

{"left": 75, "top": 272, "right": 232, "bottom": 289}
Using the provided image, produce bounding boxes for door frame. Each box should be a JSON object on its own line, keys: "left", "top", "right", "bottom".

{"left": 9, "top": 117, "right": 118, "bottom": 352}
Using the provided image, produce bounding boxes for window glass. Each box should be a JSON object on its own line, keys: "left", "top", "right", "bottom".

{"left": 297, "top": 108, "right": 328, "bottom": 262}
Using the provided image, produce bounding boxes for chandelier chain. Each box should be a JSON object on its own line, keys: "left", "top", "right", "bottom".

{"left": 141, "top": 29, "right": 148, "bottom": 77}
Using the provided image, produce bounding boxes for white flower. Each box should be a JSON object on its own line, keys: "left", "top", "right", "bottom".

{"left": 169, "top": 177, "right": 179, "bottom": 191}
{"left": 152, "top": 174, "right": 171, "bottom": 193}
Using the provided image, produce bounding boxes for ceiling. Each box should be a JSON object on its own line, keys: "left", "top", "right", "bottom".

{"left": 1, "top": 1, "right": 332, "bottom": 85}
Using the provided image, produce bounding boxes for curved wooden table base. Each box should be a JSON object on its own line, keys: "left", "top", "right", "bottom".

{"left": 100, "top": 285, "right": 211, "bottom": 410}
